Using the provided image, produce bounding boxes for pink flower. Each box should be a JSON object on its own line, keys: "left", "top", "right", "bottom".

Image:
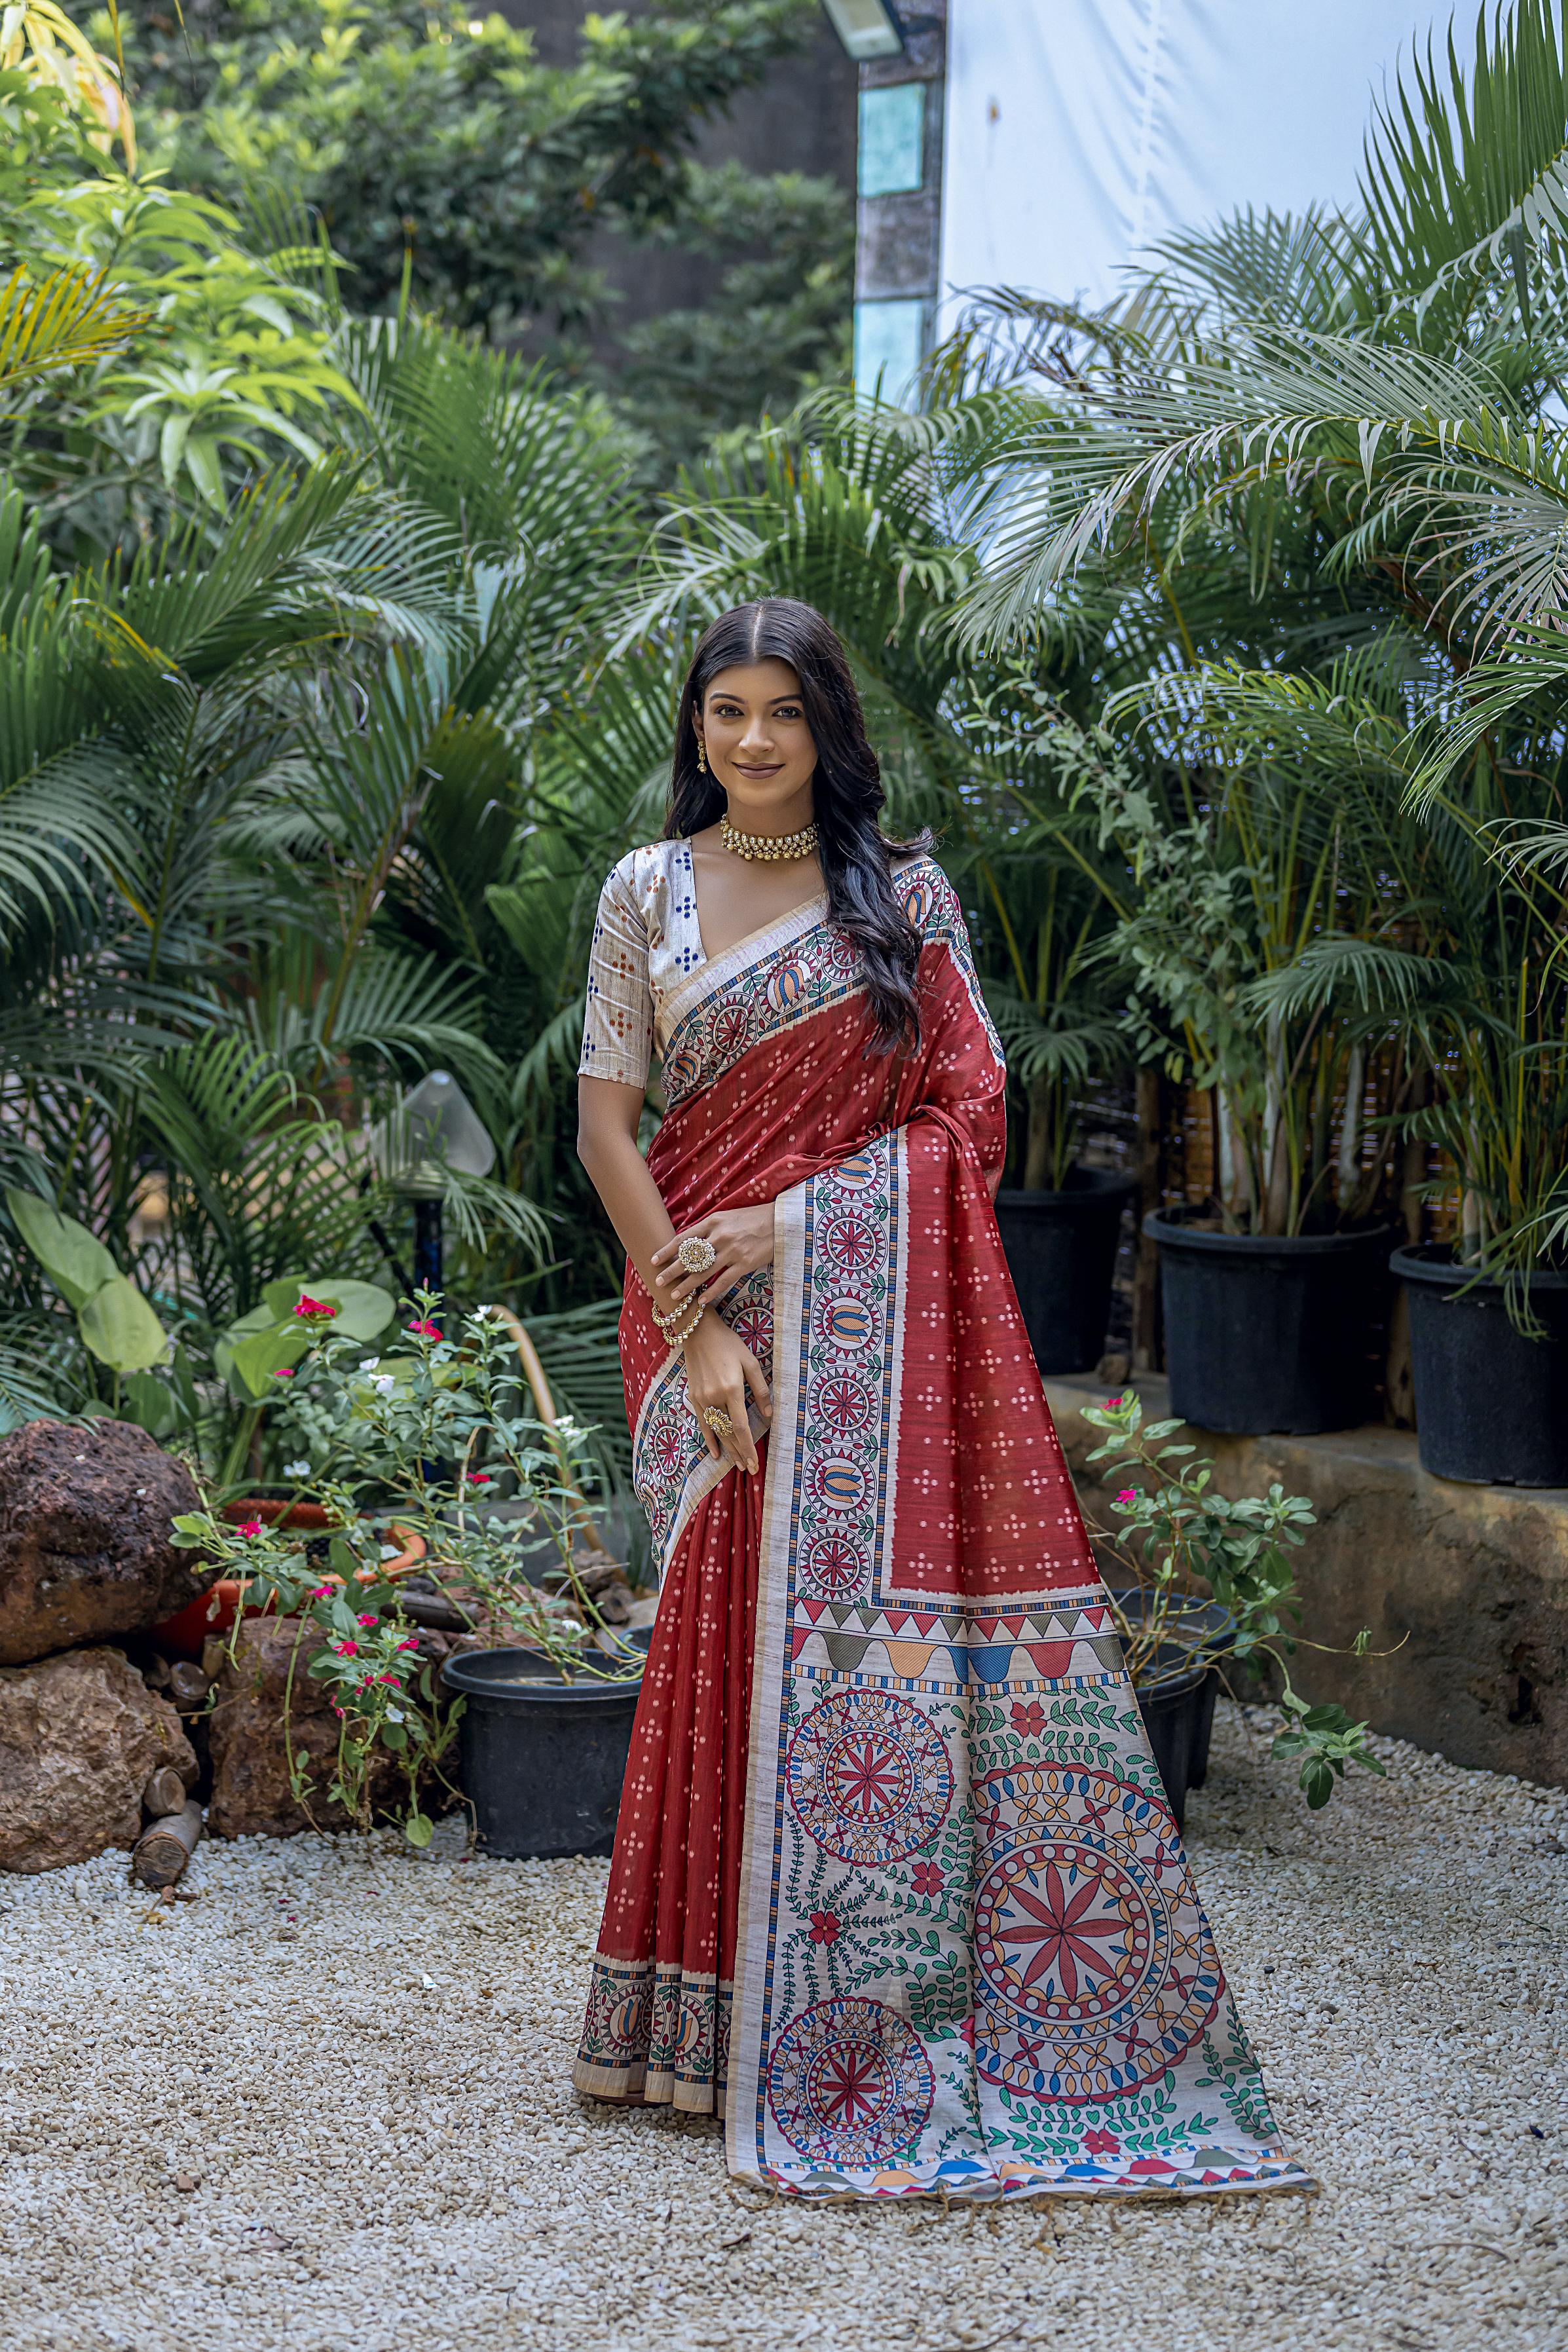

{"left": 308, "top": 1582, "right": 335, "bottom": 1599}
{"left": 357, "top": 1613, "right": 377, "bottom": 1626}
{"left": 1011, "top": 1700, "right": 1047, "bottom": 1738}
{"left": 236, "top": 1518, "right": 263, "bottom": 1539}
{"left": 333, "top": 1639, "right": 358, "bottom": 1657}
{"left": 1083, "top": 2129, "right": 1121, "bottom": 2157}
{"left": 271, "top": 1367, "right": 295, "bottom": 1380}
{"left": 375, "top": 1671, "right": 399, "bottom": 1685}
{"left": 396, "top": 1637, "right": 419, "bottom": 1651}
{"left": 1106, "top": 1394, "right": 1123, "bottom": 1409}
{"left": 331, "top": 1704, "right": 345, "bottom": 1717}
{"left": 1116, "top": 1487, "right": 1137, "bottom": 1505}
{"left": 405, "top": 1318, "right": 441, "bottom": 1337}
{"left": 910, "top": 1861, "right": 944, "bottom": 1897}
{"left": 807, "top": 1910, "right": 840, "bottom": 1946}
{"left": 465, "top": 1470, "right": 493, "bottom": 1485}
{"left": 294, "top": 1294, "right": 337, "bottom": 1321}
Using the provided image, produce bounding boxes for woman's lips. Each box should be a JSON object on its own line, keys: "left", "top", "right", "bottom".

{"left": 733, "top": 762, "right": 785, "bottom": 777}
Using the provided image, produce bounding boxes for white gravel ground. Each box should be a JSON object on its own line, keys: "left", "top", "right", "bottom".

{"left": 0, "top": 1702, "right": 1563, "bottom": 2352}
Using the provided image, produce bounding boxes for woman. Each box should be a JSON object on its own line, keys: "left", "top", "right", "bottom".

{"left": 572, "top": 599, "right": 1306, "bottom": 2202}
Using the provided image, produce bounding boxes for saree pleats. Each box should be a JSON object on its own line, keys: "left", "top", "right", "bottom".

{"left": 572, "top": 1449, "right": 762, "bottom": 2112}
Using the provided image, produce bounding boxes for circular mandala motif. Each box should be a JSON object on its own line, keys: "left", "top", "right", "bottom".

{"left": 798, "top": 1533, "right": 870, "bottom": 1601}
{"left": 810, "top": 1456, "right": 867, "bottom": 1510}
{"left": 821, "top": 1214, "right": 877, "bottom": 1271}
{"left": 767, "top": 1996, "right": 934, "bottom": 2170}
{"left": 709, "top": 1002, "right": 754, "bottom": 1056}
{"left": 824, "top": 1297, "right": 875, "bottom": 1346}
{"left": 787, "top": 1688, "right": 954, "bottom": 1865}
{"left": 825, "top": 929, "right": 861, "bottom": 976}
{"left": 810, "top": 1372, "right": 874, "bottom": 1432}
{"left": 970, "top": 1764, "right": 1222, "bottom": 2104}
{"left": 766, "top": 958, "right": 810, "bottom": 1013}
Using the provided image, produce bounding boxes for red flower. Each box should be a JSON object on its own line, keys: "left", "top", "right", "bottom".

{"left": 396, "top": 1636, "right": 419, "bottom": 1651}
{"left": 807, "top": 1910, "right": 840, "bottom": 1946}
{"left": 375, "top": 1671, "right": 399, "bottom": 1685}
{"left": 236, "top": 1518, "right": 263, "bottom": 1539}
{"left": 294, "top": 1294, "right": 338, "bottom": 1321}
{"left": 465, "top": 1470, "right": 493, "bottom": 1485}
{"left": 1011, "top": 1700, "right": 1048, "bottom": 1738}
{"left": 271, "top": 1367, "right": 295, "bottom": 1380}
{"left": 405, "top": 1318, "right": 441, "bottom": 1337}
{"left": 1106, "top": 1394, "right": 1123, "bottom": 1409}
{"left": 308, "top": 1582, "right": 335, "bottom": 1599}
{"left": 333, "top": 1639, "right": 358, "bottom": 1657}
{"left": 1083, "top": 2129, "right": 1121, "bottom": 2157}
{"left": 910, "top": 1861, "right": 944, "bottom": 1897}
{"left": 356, "top": 1612, "right": 377, "bottom": 1626}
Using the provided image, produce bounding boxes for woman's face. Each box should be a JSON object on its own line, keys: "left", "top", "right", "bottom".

{"left": 694, "top": 658, "right": 817, "bottom": 829}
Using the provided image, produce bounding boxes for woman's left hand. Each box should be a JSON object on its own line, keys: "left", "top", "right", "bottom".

{"left": 651, "top": 1204, "right": 775, "bottom": 1311}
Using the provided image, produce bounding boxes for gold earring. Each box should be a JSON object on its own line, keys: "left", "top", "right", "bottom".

{"left": 696, "top": 739, "right": 707, "bottom": 774}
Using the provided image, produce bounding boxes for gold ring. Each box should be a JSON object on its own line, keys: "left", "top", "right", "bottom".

{"left": 700, "top": 1405, "right": 734, "bottom": 1438}
{"left": 677, "top": 1235, "right": 717, "bottom": 1276}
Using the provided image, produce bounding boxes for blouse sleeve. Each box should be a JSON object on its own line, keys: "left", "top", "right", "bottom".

{"left": 578, "top": 861, "right": 654, "bottom": 1089}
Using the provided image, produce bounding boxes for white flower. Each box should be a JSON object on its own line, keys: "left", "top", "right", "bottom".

{"left": 379, "top": 1543, "right": 402, "bottom": 1561}
{"left": 282, "top": 1459, "right": 310, "bottom": 1479}
{"left": 472, "top": 1303, "right": 495, "bottom": 1320}
{"left": 360, "top": 1356, "right": 379, "bottom": 1372}
{"left": 372, "top": 1373, "right": 396, "bottom": 1397}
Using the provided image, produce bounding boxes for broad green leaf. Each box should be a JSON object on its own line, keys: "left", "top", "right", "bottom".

{"left": 403, "top": 1812, "right": 433, "bottom": 1848}
{"left": 310, "top": 1280, "right": 396, "bottom": 1341}
{"left": 79, "top": 1276, "right": 168, "bottom": 1373}
{"left": 6, "top": 1188, "right": 119, "bottom": 1309}
{"left": 262, "top": 1276, "right": 309, "bottom": 1319}
{"left": 230, "top": 1320, "right": 310, "bottom": 1399}
{"left": 121, "top": 1369, "right": 176, "bottom": 1438}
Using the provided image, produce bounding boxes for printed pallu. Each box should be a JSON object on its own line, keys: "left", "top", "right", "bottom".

{"left": 574, "top": 857, "right": 1310, "bottom": 2203}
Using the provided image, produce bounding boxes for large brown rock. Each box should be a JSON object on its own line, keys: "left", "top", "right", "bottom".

{"left": 0, "top": 1646, "right": 198, "bottom": 1872}
{"left": 0, "top": 1419, "right": 212, "bottom": 1667}
{"left": 208, "top": 1618, "right": 438, "bottom": 1839}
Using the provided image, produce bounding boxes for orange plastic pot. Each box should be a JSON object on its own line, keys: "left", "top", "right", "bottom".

{"left": 151, "top": 1510, "right": 426, "bottom": 1658}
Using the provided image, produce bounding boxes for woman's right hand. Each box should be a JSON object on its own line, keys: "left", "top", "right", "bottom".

{"left": 683, "top": 1311, "right": 771, "bottom": 1474}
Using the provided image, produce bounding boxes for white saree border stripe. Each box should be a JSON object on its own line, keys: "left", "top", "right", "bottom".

{"left": 727, "top": 1137, "right": 1313, "bottom": 2202}
{"left": 727, "top": 1166, "right": 811, "bottom": 2184}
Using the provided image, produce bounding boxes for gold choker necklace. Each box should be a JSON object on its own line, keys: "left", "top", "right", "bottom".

{"left": 719, "top": 812, "right": 819, "bottom": 863}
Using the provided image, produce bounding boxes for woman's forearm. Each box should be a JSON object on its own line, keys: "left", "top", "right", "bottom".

{"left": 577, "top": 1125, "right": 681, "bottom": 1301}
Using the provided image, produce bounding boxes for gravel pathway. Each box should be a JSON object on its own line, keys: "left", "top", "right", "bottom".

{"left": 1, "top": 1704, "right": 1563, "bottom": 2352}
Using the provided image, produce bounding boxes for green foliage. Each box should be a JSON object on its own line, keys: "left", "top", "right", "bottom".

{"left": 123, "top": 0, "right": 823, "bottom": 338}
{"left": 1083, "top": 1389, "right": 1386, "bottom": 1807}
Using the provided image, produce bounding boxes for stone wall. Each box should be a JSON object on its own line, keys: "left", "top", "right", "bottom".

{"left": 1047, "top": 1375, "right": 1568, "bottom": 1791}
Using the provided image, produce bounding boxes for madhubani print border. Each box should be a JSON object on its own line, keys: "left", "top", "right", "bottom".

{"left": 728, "top": 1138, "right": 1313, "bottom": 2203}
{"left": 631, "top": 1267, "right": 774, "bottom": 1582}
{"left": 659, "top": 857, "right": 1000, "bottom": 1111}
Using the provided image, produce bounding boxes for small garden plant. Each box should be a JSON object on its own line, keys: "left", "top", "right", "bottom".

{"left": 1082, "top": 1391, "right": 1387, "bottom": 1808}
{"left": 171, "top": 1291, "right": 639, "bottom": 1844}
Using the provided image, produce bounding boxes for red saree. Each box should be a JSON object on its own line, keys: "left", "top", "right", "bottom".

{"left": 574, "top": 859, "right": 1307, "bottom": 2202}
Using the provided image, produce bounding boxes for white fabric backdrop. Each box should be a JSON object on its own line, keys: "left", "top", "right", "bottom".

{"left": 939, "top": 0, "right": 1447, "bottom": 328}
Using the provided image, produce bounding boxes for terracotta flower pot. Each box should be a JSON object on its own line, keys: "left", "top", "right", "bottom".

{"left": 151, "top": 1507, "right": 426, "bottom": 1657}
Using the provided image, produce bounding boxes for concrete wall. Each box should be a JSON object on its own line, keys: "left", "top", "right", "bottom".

{"left": 1047, "top": 1375, "right": 1568, "bottom": 1792}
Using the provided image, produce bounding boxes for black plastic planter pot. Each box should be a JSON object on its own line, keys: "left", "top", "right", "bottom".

{"left": 1145, "top": 1210, "right": 1392, "bottom": 1435}
{"left": 1392, "top": 1244, "right": 1568, "bottom": 1487}
{"left": 1111, "top": 1590, "right": 1234, "bottom": 1795}
{"left": 995, "top": 1168, "right": 1138, "bottom": 1375}
{"left": 442, "top": 1643, "right": 647, "bottom": 1859}
{"left": 1133, "top": 1656, "right": 1212, "bottom": 1833}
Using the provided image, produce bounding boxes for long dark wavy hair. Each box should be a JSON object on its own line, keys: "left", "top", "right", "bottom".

{"left": 666, "top": 599, "right": 929, "bottom": 1051}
